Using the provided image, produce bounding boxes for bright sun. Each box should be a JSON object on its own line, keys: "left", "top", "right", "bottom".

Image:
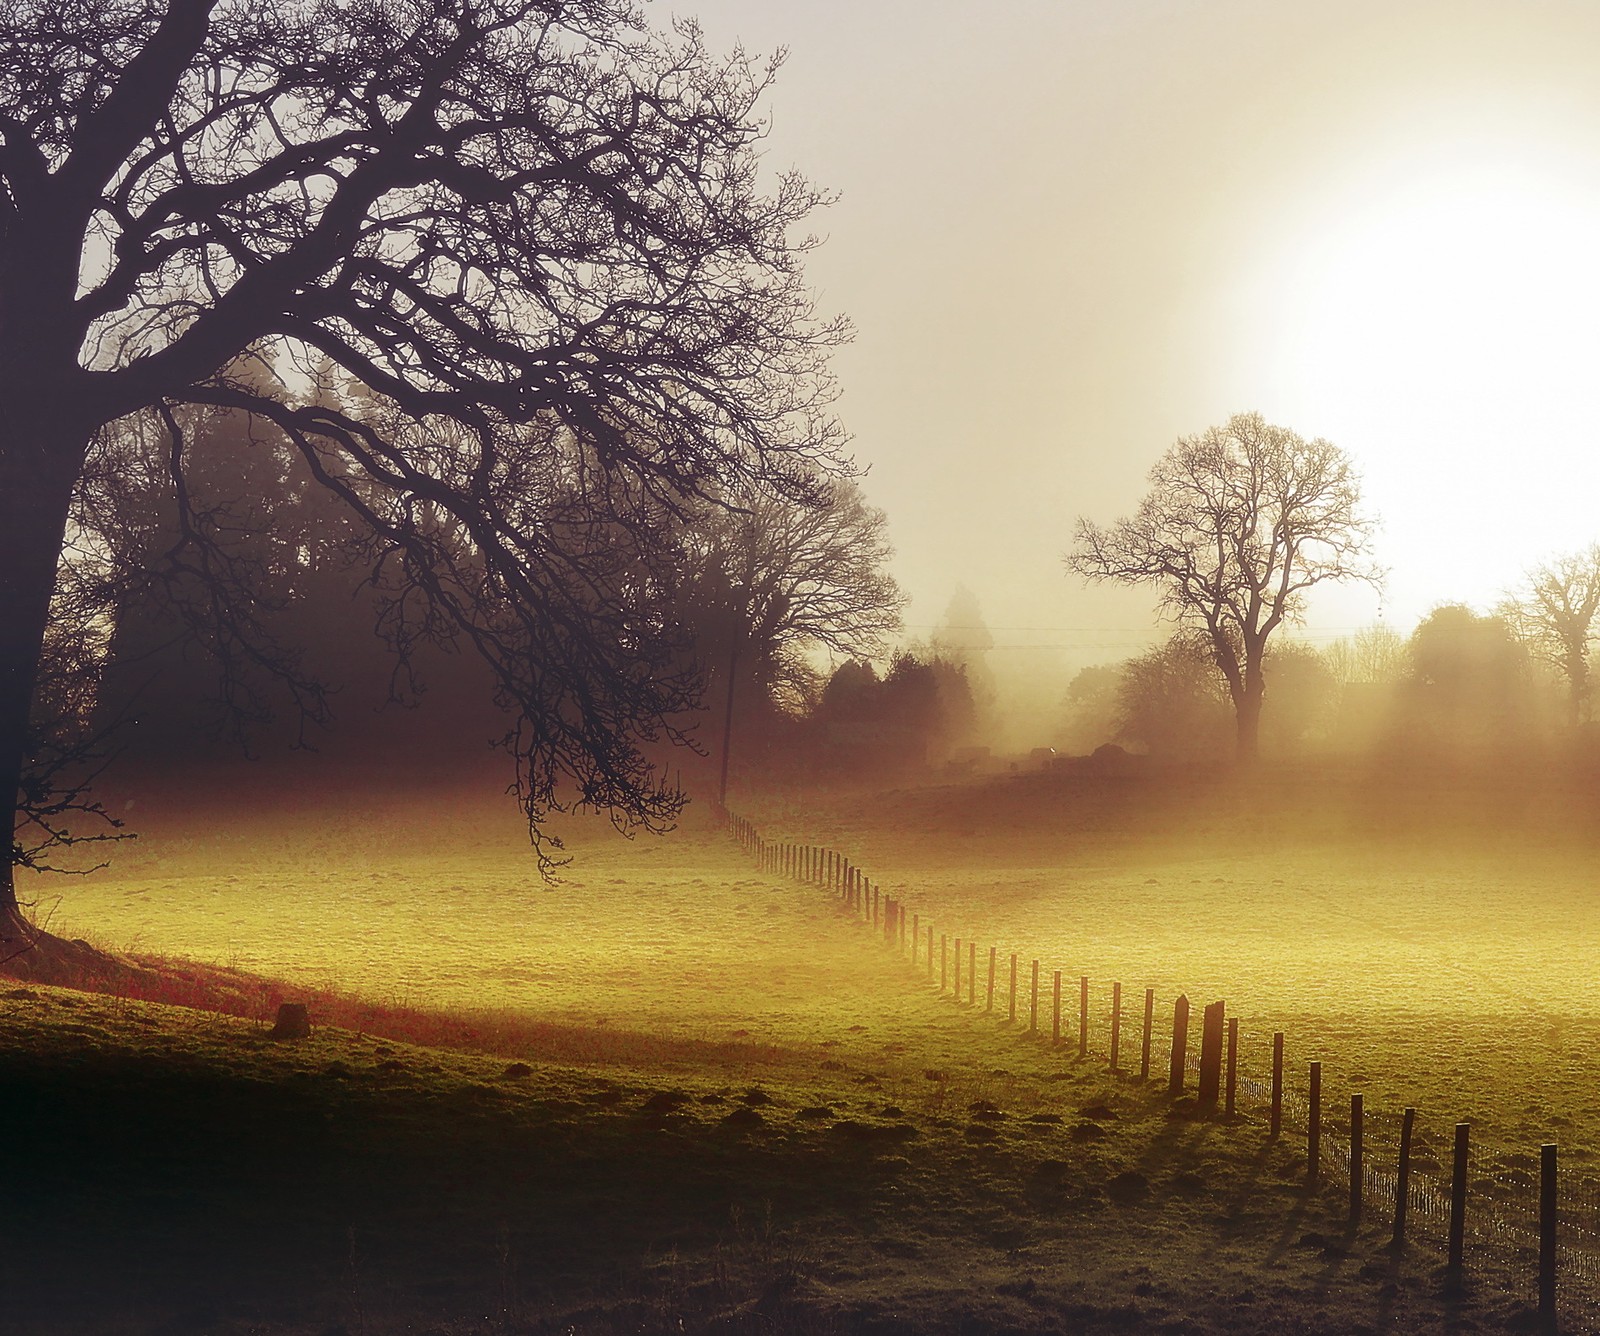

{"left": 1242, "top": 142, "right": 1600, "bottom": 628}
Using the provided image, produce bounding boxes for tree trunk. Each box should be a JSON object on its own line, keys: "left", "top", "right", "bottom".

{"left": 1567, "top": 651, "right": 1588, "bottom": 729}
{"left": 0, "top": 402, "right": 92, "bottom": 943}
{"left": 1235, "top": 652, "right": 1266, "bottom": 764}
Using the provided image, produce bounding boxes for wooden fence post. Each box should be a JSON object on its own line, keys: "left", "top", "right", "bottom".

{"left": 1197, "top": 1000, "right": 1224, "bottom": 1108}
{"left": 1140, "top": 987, "right": 1154, "bottom": 1080}
{"left": 941, "top": 935, "right": 948, "bottom": 993}
{"left": 1009, "top": 954, "right": 1017, "bottom": 1023}
{"left": 912, "top": 913, "right": 920, "bottom": 965}
{"left": 968, "top": 941, "right": 976, "bottom": 1005}
{"left": 954, "top": 938, "right": 962, "bottom": 999}
{"left": 1448, "top": 1122, "right": 1469, "bottom": 1275}
{"left": 1271, "top": 1033, "right": 1284, "bottom": 1138}
{"left": 1110, "top": 982, "right": 1122, "bottom": 1072}
{"left": 1051, "top": 971, "right": 1061, "bottom": 1045}
{"left": 1308, "top": 1062, "right": 1321, "bottom": 1185}
{"left": 1029, "top": 960, "right": 1039, "bottom": 1034}
{"left": 987, "top": 947, "right": 996, "bottom": 1013}
{"left": 1168, "top": 995, "right": 1190, "bottom": 1096}
{"left": 927, "top": 926, "right": 934, "bottom": 978}
{"left": 1541, "top": 1142, "right": 1557, "bottom": 1326}
{"left": 1079, "top": 976, "right": 1089, "bottom": 1060}
{"left": 1225, "top": 1017, "right": 1238, "bottom": 1117}
{"left": 1350, "top": 1093, "right": 1364, "bottom": 1223}
{"left": 1394, "top": 1106, "right": 1414, "bottom": 1246}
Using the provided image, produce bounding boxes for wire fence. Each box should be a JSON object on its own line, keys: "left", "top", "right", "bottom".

{"left": 727, "top": 812, "right": 1596, "bottom": 1333}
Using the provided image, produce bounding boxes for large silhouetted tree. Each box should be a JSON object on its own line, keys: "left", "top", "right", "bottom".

{"left": 0, "top": 0, "right": 847, "bottom": 949}
{"left": 1068, "top": 412, "right": 1379, "bottom": 761}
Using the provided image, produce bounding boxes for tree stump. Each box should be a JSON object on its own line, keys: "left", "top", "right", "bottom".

{"left": 270, "top": 1002, "right": 312, "bottom": 1039}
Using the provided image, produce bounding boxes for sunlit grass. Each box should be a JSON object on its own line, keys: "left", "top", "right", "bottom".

{"left": 10, "top": 761, "right": 1593, "bottom": 1331}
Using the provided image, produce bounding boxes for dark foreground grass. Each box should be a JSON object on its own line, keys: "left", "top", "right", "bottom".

{"left": 0, "top": 967, "right": 1551, "bottom": 1335}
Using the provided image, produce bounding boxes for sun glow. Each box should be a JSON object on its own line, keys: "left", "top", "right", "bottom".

{"left": 1242, "top": 142, "right": 1600, "bottom": 624}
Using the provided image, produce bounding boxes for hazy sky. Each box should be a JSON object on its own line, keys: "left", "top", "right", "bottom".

{"left": 670, "top": 0, "right": 1600, "bottom": 662}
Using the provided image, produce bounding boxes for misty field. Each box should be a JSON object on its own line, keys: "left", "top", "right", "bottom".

{"left": 55, "top": 762, "right": 1600, "bottom": 1154}
{"left": 18, "top": 759, "right": 1600, "bottom": 1331}
{"left": 751, "top": 763, "right": 1600, "bottom": 1159}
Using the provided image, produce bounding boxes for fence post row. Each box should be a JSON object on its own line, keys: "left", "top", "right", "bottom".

{"left": 729, "top": 816, "right": 1559, "bottom": 1315}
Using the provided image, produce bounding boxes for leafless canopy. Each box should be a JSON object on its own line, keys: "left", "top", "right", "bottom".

{"left": 1502, "top": 545, "right": 1600, "bottom": 726}
{"left": 678, "top": 479, "right": 904, "bottom": 712}
{"left": 0, "top": 0, "right": 850, "bottom": 885}
{"left": 1068, "top": 412, "right": 1380, "bottom": 759}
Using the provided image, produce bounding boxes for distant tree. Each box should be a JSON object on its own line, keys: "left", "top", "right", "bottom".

{"left": 675, "top": 479, "right": 904, "bottom": 800}
{"left": 1069, "top": 412, "right": 1380, "bottom": 762}
{"left": 817, "top": 660, "right": 881, "bottom": 723}
{"left": 880, "top": 652, "right": 975, "bottom": 759}
{"left": 1058, "top": 663, "right": 1121, "bottom": 754}
{"left": 811, "top": 651, "right": 972, "bottom": 771}
{"left": 1401, "top": 605, "right": 1537, "bottom": 750}
{"left": 1259, "top": 640, "right": 1338, "bottom": 752}
{"left": 1322, "top": 623, "right": 1407, "bottom": 687}
{"left": 1113, "top": 633, "right": 1232, "bottom": 758}
{"left": 684, "top": 480, "right": 903, "bottom": 712}
{"left": 1501, "top": 546, "right": 1600, "bottom": 727}
{"left": 929, "top": 585, "right": 997, "bottom": 727}
{"left": 0, "top": 0, "right": 848, "bottom": 947}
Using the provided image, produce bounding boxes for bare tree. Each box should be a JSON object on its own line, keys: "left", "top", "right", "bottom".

{"left": 1322, "top": 622, "right": 1407, "bottom": 687}
{"left": 0, "top": 0, "right": 848, "bottom": 946}
{"left": 676, "top": 479, "right": 904, "bottom": 800}
{"left": 1068, "top": 412, "right": 1380, "bottom": 761}
{"left": 1502, "top": 546, "right": 1600, "bottom": 727}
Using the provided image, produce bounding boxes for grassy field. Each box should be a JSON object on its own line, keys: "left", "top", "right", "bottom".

{"left": 7, "top": 758, "right": 1599, "bottom": 1332}
{"left": 749, "top": 760, "right": 1600, "bottom": 1161}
